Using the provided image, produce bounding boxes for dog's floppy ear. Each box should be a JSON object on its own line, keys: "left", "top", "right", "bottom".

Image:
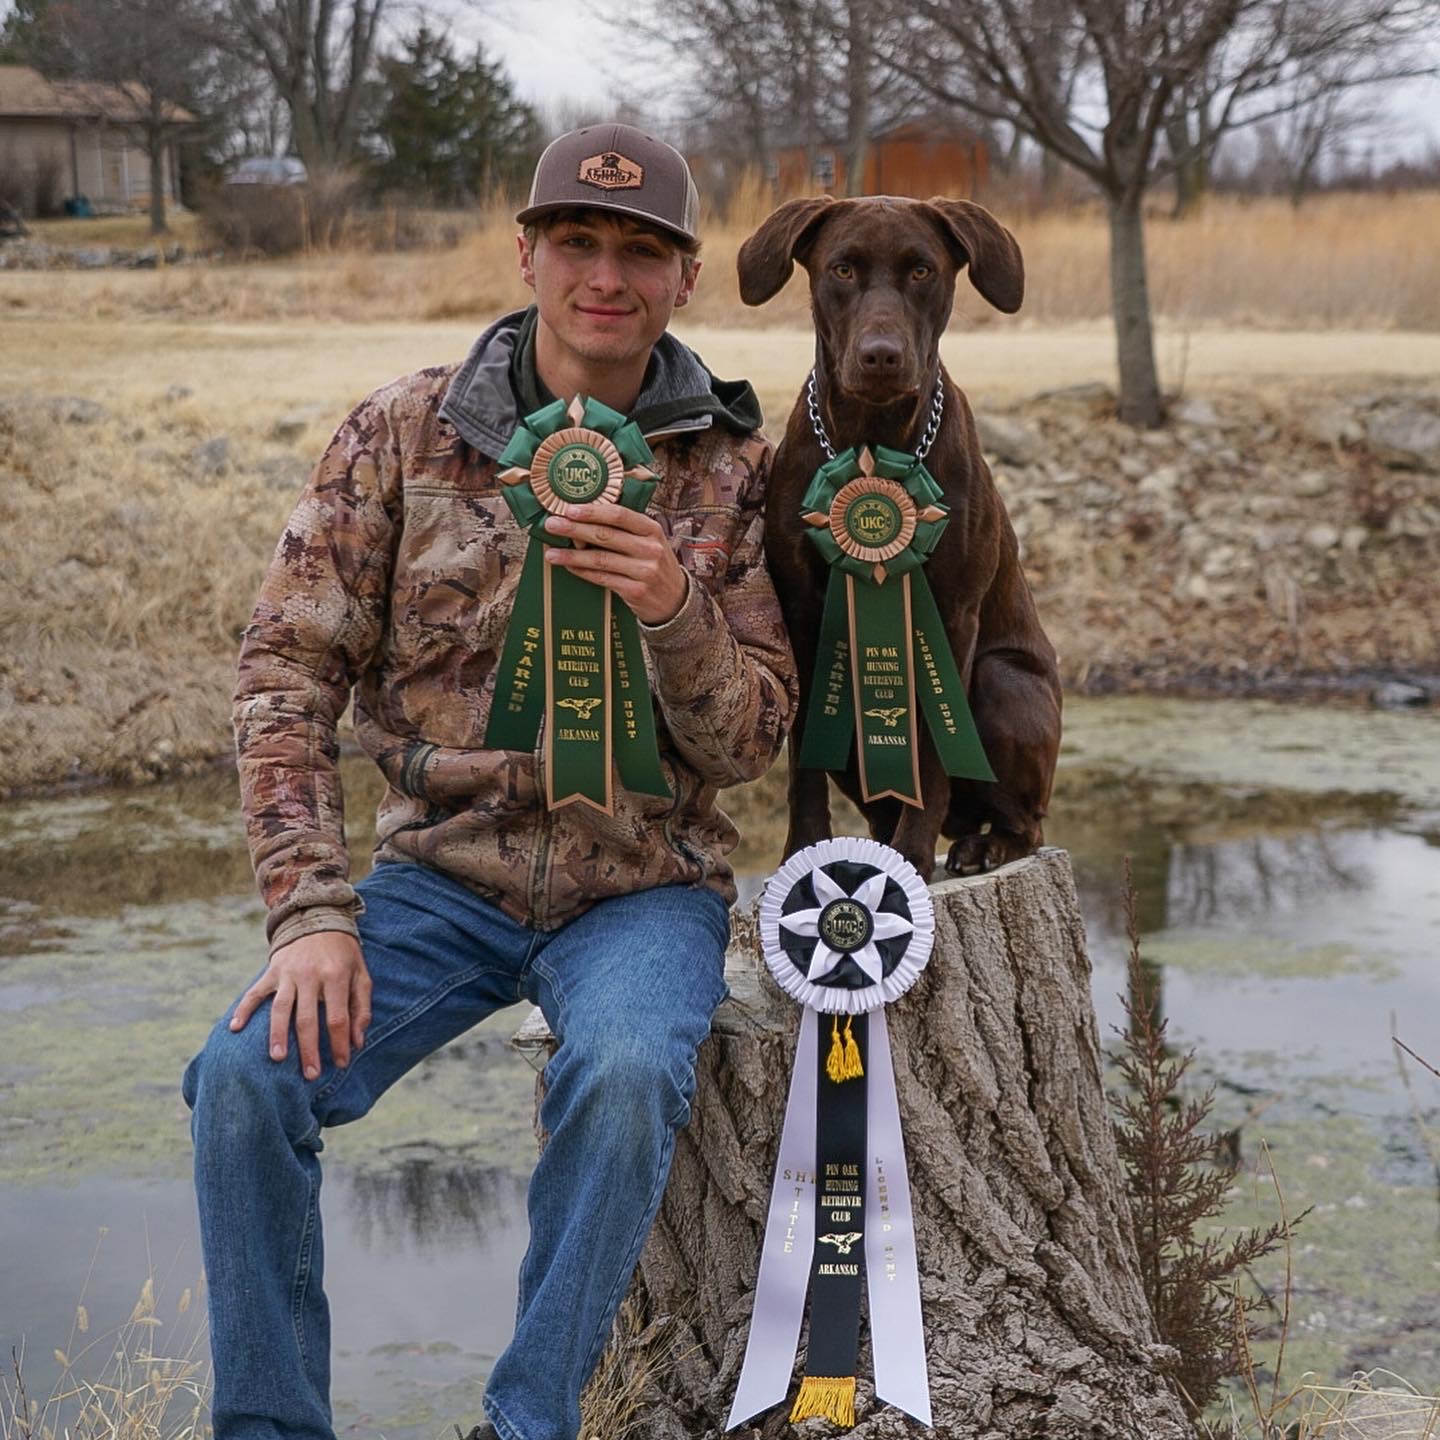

{"left": 924, "top": 198, "right": 1024, "bottom": 314}
{"left": 737, "top": 196, "right": 837, "bottom": 306}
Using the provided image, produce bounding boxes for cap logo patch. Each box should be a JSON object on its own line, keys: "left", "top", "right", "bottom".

{"left": 578, "top": 151, "right": 644, "bottom": 191}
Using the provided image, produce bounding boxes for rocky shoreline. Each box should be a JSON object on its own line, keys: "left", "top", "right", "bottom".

{"left": 977, "top": 378, "right": 1439, "bottom": 699}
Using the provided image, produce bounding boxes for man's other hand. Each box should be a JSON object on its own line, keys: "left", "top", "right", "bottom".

{"left": 542, "top": 500, "right": 688, "bottom": 624}
{"left": 230, "top": 931, "right": 372, "bottom": 1079}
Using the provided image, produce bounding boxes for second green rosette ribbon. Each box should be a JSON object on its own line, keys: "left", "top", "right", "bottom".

{"left": 798, "top": 445, "right": 995, "bottom": 806}
{"left": 484, "top": 395, "right": 670, "bottom": 813}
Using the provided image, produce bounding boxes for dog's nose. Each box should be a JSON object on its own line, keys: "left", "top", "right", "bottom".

{"left": 858, "top": 337, "right": 904, "bottom": 373}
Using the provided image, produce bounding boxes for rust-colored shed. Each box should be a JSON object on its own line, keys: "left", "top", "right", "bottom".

{"left": 771, "top": 117, "right": 989, "bottom": 199}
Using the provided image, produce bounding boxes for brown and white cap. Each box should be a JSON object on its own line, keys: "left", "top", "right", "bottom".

{"left": 516, "top": 123, "right": 699, "bottom": 243}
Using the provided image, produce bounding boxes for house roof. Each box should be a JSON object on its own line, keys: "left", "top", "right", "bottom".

{"left": 0, "top": 64, "right": 194, "bottom": 124}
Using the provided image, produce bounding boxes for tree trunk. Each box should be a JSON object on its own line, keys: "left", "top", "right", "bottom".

{"left": 844, "top": 0, "right": 870, "bottom": 197}
{"left": 147, "top": 128, "right": 167, "bottom": 235}
{"left": 1106, "top": 193, "right": 1165, "bottom": 429}
{"left": 519, "top": 849, "right": 1191, "bottom": 1438}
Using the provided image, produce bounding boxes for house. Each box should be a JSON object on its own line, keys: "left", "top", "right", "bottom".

{"left": 0, "top": 63, "right": 193, "bottom": 215}
{"left": 769, "top": 117, "right": 990, "bottom": 199}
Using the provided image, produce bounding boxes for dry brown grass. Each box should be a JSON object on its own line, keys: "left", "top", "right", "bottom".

{"left": 2, "top": 190, "right": 1437, "bottom": 329}
{"left": 22, "top": 211, "right": 205, "bottom": 250}
{"left": 0, "top": 391, "right": 297, "bottom": 790}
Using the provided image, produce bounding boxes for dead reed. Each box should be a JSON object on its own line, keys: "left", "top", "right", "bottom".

{"left": 3, "top": 191, "right": 1437, "bottom": 330}
{"left": 1, "top": 1240, "right": 209, "bottom": 1440}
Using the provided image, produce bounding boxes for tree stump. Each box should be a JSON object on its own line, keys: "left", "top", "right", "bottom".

{"left": 515, "top": 848, "right": 1192, "bottom": 1439}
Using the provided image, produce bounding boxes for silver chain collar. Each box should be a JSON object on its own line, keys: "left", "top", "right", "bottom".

{"left": 806, "top": 369, "right": 946, "bottom": 464}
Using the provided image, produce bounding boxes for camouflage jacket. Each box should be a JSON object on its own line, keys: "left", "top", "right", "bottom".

{"left": 235, "top": 310, "right": 797, "bottom": 953}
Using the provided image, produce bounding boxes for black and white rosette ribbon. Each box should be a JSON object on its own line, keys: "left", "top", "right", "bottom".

{"left": 727, "top": 838, "right": 934, "bottom": 1429}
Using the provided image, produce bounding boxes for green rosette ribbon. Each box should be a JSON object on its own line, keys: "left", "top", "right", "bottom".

{"left": 484, "top": 395, "right": 670, "bottom": 812}
{"left": 798, "top": 444, "right": 995, "bottom": 805}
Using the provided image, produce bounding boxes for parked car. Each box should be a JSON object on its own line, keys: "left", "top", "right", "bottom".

{"left": 225, "top": 156, "right": 308, "bottom": 186}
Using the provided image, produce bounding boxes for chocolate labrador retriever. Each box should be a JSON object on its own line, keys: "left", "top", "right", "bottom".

{"left": 738, "top": 195, "right": 1061, "bottom": 881}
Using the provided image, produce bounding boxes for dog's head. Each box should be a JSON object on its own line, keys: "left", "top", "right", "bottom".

{"left": 737, "top": 195, "right": 1023, "bottom": 404}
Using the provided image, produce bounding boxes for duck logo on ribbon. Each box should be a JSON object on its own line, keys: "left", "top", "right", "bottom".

{"left": 727, "top": 837, "right": 935, "bottom": 1431}
{"left": 484, "top": 395, "right": 671, "bottom": 813}
{"left": 798, "top": 444, "right": 995, "bottom": 805}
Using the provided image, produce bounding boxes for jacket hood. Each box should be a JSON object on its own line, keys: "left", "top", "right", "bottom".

{"left": 438, "top": 306, "right": 763, "bottom": 459}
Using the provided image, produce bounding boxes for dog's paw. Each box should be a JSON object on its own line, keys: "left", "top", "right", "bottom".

{"left": 945, "top": 829, "right": 1035, "bottom": 876}
{"left": 945, "top": 833, "right": 991, "bottom": 876}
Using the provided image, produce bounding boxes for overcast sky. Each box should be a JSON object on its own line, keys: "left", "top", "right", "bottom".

{"left": 461, "top": 0, "right": 626, "bottom": 122}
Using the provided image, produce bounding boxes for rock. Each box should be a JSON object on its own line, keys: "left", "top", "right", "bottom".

{"left": 1173, "top": 396, "right": 1221, "bottom": 428}
{"left": 49, "top": 395, "right": 109, "bottom": 425}
{"left": 163, "top": 384, "right": 194, "bottom": 403}
{"left": 1294, "top": 470, "right": 1333, "bottom": 498}
{"left": 1246, "top": 497, "right": 1292, "bottom": 522}
{"left": 1301, "top": 401, "right": 1363, "bottom": 447}
{"left": 1138, "top": 466, "right": 1181, "bottom": 497}
{"left": 1365, "top": 403, "right": 1440, "bottom": 471}
{"left": 1180, "top": 573, "right": 1211, "bottom": 602}
{"left": 1341, "top": 525, "right": 1368, "bottom": 553}
{"left": 1371, "top": 681, "right": 1429, "bottom": 710}
{"left": 975, "top": 412, "right": 1042, "bottom": 466}
{"left": 1201, "top": 544, "right": 1237, "bottom": 579}
{"left": 1032, "top": 381, "right": 1114, "bottom": 406}
{"left": 268, "top": 405, "right": 328, "bottom": 444}
{"left": 1304, "top": 523, "right": 1340, "bottom": 552}
{"left": 72, "top": 247, "right": 113, "bottom": 269}
{"left": 1119, "top": 454, "right": 1148, "bottom": 480}
{"left": 189, "top": 435, "right": 232, "bottom": 477}
{"left": 1386, "top": 504, "right": 1436, "bottom": 539}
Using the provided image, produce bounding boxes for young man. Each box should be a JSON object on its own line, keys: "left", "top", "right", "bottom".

{"left": 183, "top": 125, "right": 796, "bottom": 1440}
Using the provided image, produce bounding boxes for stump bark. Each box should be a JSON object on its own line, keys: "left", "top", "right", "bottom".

{"left": 516, "top": 848, "right": 1192, "bottom": 1439}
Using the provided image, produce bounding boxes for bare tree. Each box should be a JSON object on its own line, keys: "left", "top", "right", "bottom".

{"left": 889, "top": 0, "right": 1436, "bottom": 427}
{"left": 845, "top": 0, "right": 872, "bottom": 193}
{"left": 38, "top": 0, "right": 207, "bottom": 234}
{"left": 1156, "top": 0, "right": 1436, "bottom": 217}
{"left": 205, "top": 0, "right": 386, "bottom": 171}
{"left": 618, "top": 0, "right": 903, "bottom": 204}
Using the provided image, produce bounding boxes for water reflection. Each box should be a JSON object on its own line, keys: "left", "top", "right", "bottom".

{"left": 347, "top": 1159, "right": 529, "bottom": 1251}
{"left": 1054, "top": 781, "right": 1404, "bottom": 945}
{"left": 1192, "top": 835, "right": 1364, "bottom": 931}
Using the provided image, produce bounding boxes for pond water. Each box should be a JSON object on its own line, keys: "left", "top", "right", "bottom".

{"left": 2, "top": 696, "right": 1438, "bottom": 1433}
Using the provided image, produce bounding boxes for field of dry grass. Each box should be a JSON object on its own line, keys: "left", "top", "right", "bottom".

{"left": 3, "top": 191, "right": 1438, "bottom": 331}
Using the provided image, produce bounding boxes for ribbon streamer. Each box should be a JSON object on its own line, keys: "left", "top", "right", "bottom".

{"left": 484, "top": 395, "right": 670, "bottom": 811}
{"left": 798, "top": 444, "right": 995, "bottom": 804}
{"left": 727, "top": 838, "right": 935, "bottom": 1430}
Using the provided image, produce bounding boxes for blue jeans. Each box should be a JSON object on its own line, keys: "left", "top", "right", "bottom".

{"left": 182, "top": 862, "right": 730, "bottom": 1440}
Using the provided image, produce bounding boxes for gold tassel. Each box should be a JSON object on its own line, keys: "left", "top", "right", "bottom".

{"left": 789, "top": 1374, "right": 857, "bottom": 1426}
{"left": 825, "top": 1014, "right": 847, "bottom": 1084}
{"left": 841, "top": 1015, "right": 864, "bottom": 1080}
